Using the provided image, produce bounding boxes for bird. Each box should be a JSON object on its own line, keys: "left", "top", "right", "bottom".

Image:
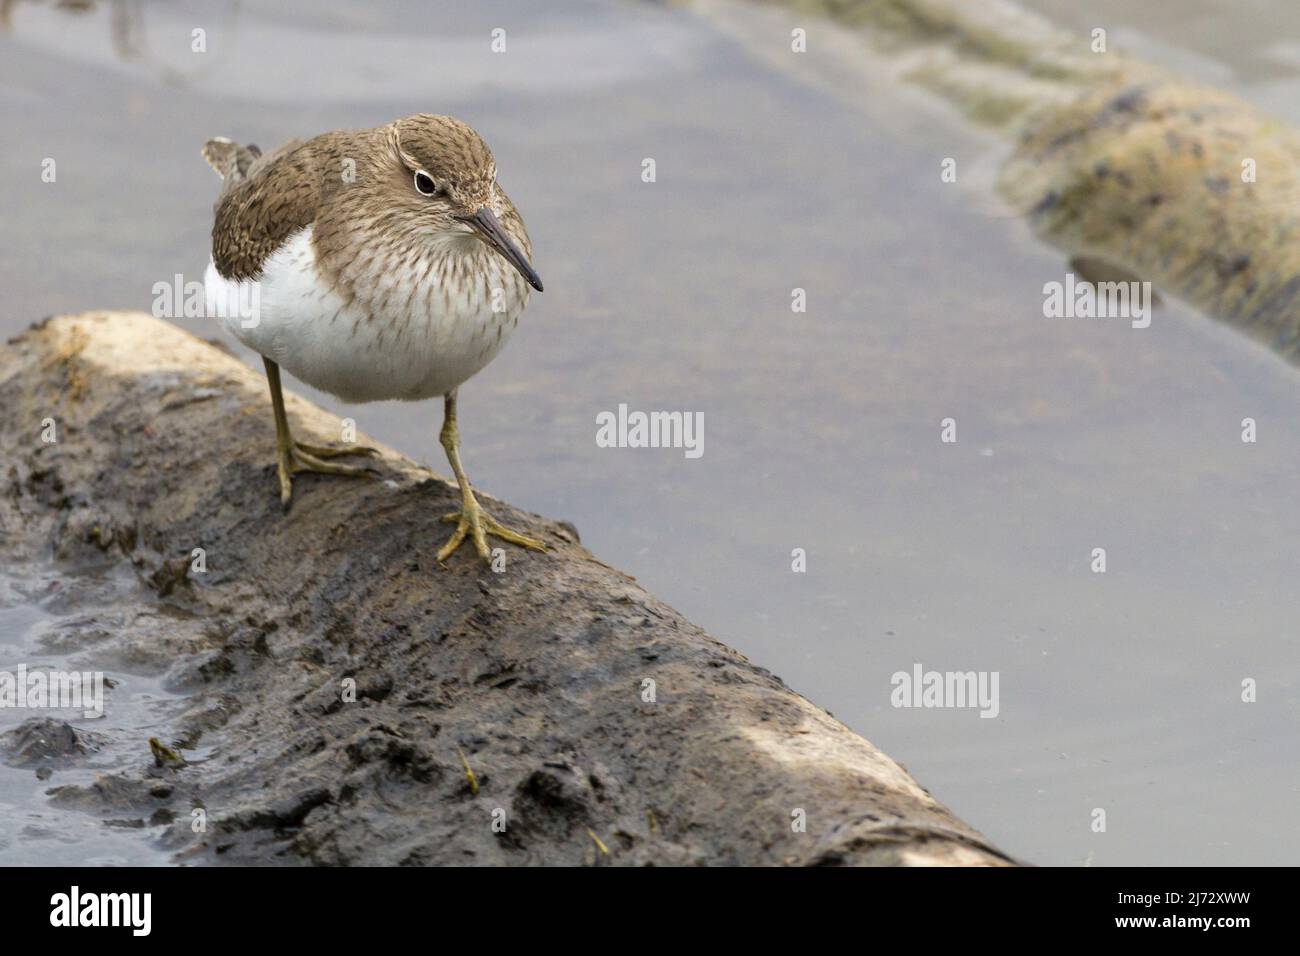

{"left": 201, "top": 114, "right": 546, "bottom": 565}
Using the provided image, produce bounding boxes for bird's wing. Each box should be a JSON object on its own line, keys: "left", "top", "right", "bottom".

{"left": 208, "top": 136, "right": 324, "bottom": 281}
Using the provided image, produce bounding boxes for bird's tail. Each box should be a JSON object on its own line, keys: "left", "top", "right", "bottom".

{"left": 201, "top": 136, "right": 262, "bottom": 184}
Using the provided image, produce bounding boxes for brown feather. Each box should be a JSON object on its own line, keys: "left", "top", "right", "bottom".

{"left": 206, "top": 115, "right": 531, "bottom": 287}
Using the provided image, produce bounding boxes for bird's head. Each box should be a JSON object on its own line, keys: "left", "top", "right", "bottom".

{"left": 383, "top": 114, "right": 542, "bottom": 292}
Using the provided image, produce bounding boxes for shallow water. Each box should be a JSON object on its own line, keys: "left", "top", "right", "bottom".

{"left": 1, "top": 0, "right": 1297, "bottom": 865}
{"left": 0, "top": 562, "right": 183, "bottom": 865}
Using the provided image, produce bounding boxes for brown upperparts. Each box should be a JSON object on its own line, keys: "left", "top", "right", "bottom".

{"left": 204, "top": 114, "right": 542, "bottom": 295}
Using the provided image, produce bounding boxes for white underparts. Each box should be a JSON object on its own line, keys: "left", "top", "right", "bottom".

{"left": 204, "top": 226, "right": 528, "bottom": 402}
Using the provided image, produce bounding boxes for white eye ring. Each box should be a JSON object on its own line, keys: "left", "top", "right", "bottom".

{"left": 414, "top": 170, "right": 437, "bottom": 195}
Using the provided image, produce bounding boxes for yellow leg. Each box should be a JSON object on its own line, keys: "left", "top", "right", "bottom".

{"left": 264, "top": 357, "right": 377, "bottom": 508}
{"left": 435, "top": 389, "right": 546, "bottom": 564}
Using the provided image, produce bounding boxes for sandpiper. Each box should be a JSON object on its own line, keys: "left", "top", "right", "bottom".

{"left": 201, "top": 114, "right": 546, "bottom": 564}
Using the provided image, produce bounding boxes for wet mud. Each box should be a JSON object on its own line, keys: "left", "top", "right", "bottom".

{"left": 0, "top": 312, "right": 1012, "bottom": 866}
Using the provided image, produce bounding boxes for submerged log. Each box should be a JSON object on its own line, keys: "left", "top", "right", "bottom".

{"left": 0, "top": 312, "right": 1012, "bottom": 866}
{"left": 737, "top": 0, "right": 1300, "bottom": 364}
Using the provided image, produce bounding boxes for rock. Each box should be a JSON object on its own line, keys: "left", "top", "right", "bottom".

{"left": 0, "top": 312, "right": 1013, "bottom": 867}
{"left": 1, "top": 718, "right": 99, "bottom": 769}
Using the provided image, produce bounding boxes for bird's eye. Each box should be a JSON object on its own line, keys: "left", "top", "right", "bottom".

{"left": 413, "top": 171, "right": 438, "bottom": 196}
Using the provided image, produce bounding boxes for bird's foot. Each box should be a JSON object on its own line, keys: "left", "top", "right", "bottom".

{"left": 277, "top": 442, "right": 379, "bottom": 508}
{"left": 436, "top": 491, "right": 546, "bottom": 565}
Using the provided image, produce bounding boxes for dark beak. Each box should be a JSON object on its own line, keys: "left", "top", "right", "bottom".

{"left": 459, "top": 208, "right": 544, "bottom": 292}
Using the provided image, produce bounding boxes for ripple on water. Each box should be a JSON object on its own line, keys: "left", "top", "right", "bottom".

{"left": 0, "top": 566, "right": 187, "bottom": 866}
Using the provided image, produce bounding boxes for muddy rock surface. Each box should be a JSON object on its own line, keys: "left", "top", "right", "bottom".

{"left": 0, "top": 312, "right": 1013, "bottom": 866}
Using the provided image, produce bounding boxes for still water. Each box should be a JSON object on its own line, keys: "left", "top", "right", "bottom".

{"left": 1, "top": 0, "right": 1297, "bottom": 865}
